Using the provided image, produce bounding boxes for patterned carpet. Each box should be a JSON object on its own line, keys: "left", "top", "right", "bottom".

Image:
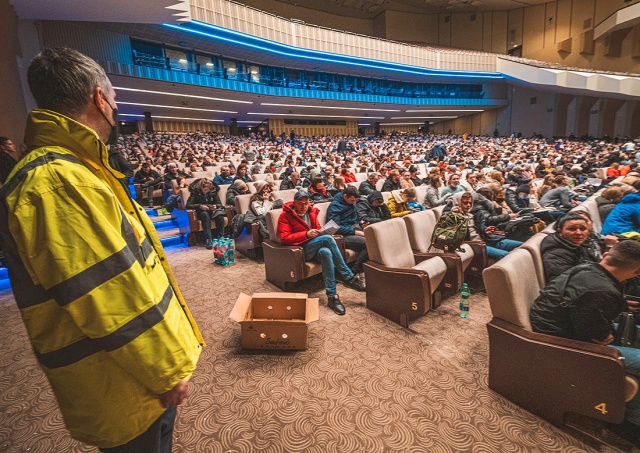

{"left": 0, "top": 246, "right": 637, "bottom": 452}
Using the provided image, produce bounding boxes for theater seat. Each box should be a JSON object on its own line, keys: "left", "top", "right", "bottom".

{"left": 233, "top": 194, "right": 262, "bottom": 259}
{"left": 403, "top": 209, "right": 486, "bottom": 281}
{"left": 520, "top": 232, "right": 547, "bottom": 288}
{"left": 483, "top": 248, "right": 634, "bottom": 426}
{"left": 363, "top": 218, "right": 457, "bottom": 327}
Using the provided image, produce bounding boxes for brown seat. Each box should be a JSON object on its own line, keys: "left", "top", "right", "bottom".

{"left": 519, "top": 232, "right": 548, "bottom": 289}
{"left": 363, "top": 218, "right": 456, "bottom": 327}
{"left": 483, "top": 247, "right": 633, "bottom": 426}
{"left": 234, "top": 194, "right": 262, "bottom": 259}
{"left": 177, "top": 187, "right": 228, "bottom": 246}
{"left": 403, "top": 209, "right": 486, "bottom": 282}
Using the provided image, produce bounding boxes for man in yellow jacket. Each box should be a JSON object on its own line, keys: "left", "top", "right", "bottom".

{"left": 0, "top": 47, "right": 204, "bottom": 451}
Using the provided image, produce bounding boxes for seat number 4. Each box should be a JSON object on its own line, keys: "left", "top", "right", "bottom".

{"left": 594, "top": 403, "right": 608, "bottom": 415}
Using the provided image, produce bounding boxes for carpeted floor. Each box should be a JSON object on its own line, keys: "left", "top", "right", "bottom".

{"left": 0, "top": 246, "right": 637, "bottom": 452}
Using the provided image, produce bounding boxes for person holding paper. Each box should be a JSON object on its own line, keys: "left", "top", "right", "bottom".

{"left": 327, "top": 186, "right": 369, "bottom": 275}
{"left": 278, "top": 190, "right": 366, "bottom": 315}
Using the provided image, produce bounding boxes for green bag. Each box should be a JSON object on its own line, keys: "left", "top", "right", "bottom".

{"left": 430, "top": 211, "right": 469, "bottom": 252}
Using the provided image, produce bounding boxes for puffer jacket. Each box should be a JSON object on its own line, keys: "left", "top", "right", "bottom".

{"left": 387, "top": 192, "right": 410, "bottom": 217}
{"left": 327, "top": 191, "right": 358, "bottom": 235}
{"left": 0, "top": 109, "right": 203, "bottom": 448}
{"left": 505, "top": 188, "right": 529, "bottom": 213}
{"left": 540, "top": 232, "right": 594, "bottom": 283}
{"left": 278, "top": 201, "right": 321, "bottom": 246}
{"left": 601, "top": 193, "right": 640, "bottom": 235}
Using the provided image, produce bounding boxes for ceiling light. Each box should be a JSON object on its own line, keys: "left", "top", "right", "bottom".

{"left": 260, "top": 102, "right": 400, "bottom": 112}
{"left": 178, "top": 59, "right": 187, "bottom": 63}
{"left": 205, "top": 62, "right": 214, "bottom": 67}
{"left": 358, "top": 123, "right": 371, "bottom": 126}
{"left": 390, "top": 116, "right": 458, "bottom": 119}
{"left": 119, "top": 113, "right": 224, "bottom": 122}
{"left": 405, "top": 109, "right": 484, "bottom": 112}
{"left": 116, "top": 101, "right": 236, "bottom": 114}
{"left": 248, "top": 113, "right": 385, "bottom": 119}
{"left": 113, "top": 87, "right": 253, "bottom": 104}
{"left": 379, "top": 122, "right": 425, "bottom": 125}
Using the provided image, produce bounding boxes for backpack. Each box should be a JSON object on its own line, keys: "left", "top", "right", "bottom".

{"left": 231, "top": 213, "right": 246, "bottom": 238}
{"left": 503, "top": 216, "right": 544, "bottom": 242}
{"left": 430, "top": 211, "right": 469, "bottom": 252}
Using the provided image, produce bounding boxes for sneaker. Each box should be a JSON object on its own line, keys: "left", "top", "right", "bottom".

{"left": 328, "top": 295, "right": 346, "bottom": 315}
{"left": 205, "top": 238, "right": 212, "bottom": 250}
{"left": 344, "top": 275, "right": 366, "bottom": 292}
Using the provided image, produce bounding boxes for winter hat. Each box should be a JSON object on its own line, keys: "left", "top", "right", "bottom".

{"left": 516, "top": 184, "right": 531, "bottom": 195}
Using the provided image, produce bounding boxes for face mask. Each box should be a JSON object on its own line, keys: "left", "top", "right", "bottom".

{"left": 519, "top": 195, "right": 527, "bottom": 200}
{"left": 496, "top": 198, "right": 505, "bottom": 203}
{"left": 99, "top": 95, "right": 119, "bottom": 146}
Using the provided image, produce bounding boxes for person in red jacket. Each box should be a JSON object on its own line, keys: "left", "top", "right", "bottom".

{"left": 278, "top": 190, "right": 365, "bottom": 315}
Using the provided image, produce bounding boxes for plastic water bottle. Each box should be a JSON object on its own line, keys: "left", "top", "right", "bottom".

{"left": 460, "top": 283, "right": 470, "bottom": 318}
{"left": 212, "top": 238, "right": 221, "bottom": 264}
{"left": 218, "top": 239, "right": 228, "bottom": 266}
{"left": 227, "top": 236, "right": 235, "bottom": 265}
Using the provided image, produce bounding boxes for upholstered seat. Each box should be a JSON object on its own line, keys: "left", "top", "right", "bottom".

{"left": 363, "top": 218, "right": 458, "bottom": 327}
{"left": 520, "top": 232, "right": 548, "bottom": 288}
{"left": 483, "top": 247, "right": 635, "bottom": 426}
{"left": 403, "top": 209, "right": 486, "bottom": 282}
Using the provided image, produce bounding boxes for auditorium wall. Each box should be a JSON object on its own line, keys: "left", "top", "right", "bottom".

{"left": 0, "top": 3, "right": 28, "bottom": 145}
{"left": 141, "top": 121, "right": 229, "bottom": 134}
{"left": 269, "top": 119, "right": 358, "bottom": 137}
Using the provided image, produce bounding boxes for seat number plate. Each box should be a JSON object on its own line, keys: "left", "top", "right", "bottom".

{"left": 594, "top": 403, "right": 608, "bottom": 415}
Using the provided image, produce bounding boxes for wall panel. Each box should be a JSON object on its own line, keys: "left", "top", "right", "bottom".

{"left": 451, "top": 12, "right": 483, "bottom": 51}
{"left": 523, "top": 4, "right": 545, "bottom": 53}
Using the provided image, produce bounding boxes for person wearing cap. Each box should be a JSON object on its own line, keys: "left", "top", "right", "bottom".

{"left": 359, "top": 172, "right": 380, "bottom": 196}
{"left": 278, "top": 190, "right": 366, "bottom": 316}
{"left": 505, "top": 184, "right": 531, "bottom": 214}
{"left": 356, "top": 190, "right": 391, "bottom": 227}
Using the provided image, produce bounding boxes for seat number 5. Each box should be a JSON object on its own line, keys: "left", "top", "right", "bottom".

{"left": 411, "top": 302, "right": 418, "bottom": 311}
{"left": 594, "top": 403, "right": 608, "bottom": 415}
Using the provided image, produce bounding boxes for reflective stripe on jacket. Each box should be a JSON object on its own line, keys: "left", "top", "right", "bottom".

{"left": 0, "top": 110, "right": 204, "bottom": 448}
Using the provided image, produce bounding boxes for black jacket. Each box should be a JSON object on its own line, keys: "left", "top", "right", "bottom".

{"left": 505, "top": 188, "right": 529, "bottom": 213}
{"left": 280, "top": 177, "right": 309, "bottom": 191}
{"left": 226, "top": 186, "right": 249, "bottom": 206}
{"left": 471, "top": 204, "right": 510, "bottom": 244}
{"left": 186, "top": 187, "right": 223, "bottom": 215}
{"left": 540, "top": 232, "right": 594, "bottom": 283}
{"left": 595, "top": 196, "right": 617, "bottom": 224}
{"left": 358, "top": 180, "right": 376, "bottom": 196}
{"left": 381, "top": 179, "right": 401, "bottom": 192}
{"left": 356, "top": 192, "right": 391, "bottom": 224}
{"left": 530, "top": 263, "right": 625, "bottom": 342}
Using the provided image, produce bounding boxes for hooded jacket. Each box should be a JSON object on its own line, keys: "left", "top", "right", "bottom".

{"left": 327, "top": 191, "right": 359, "bottom": 236}
{"left": 595, "top": 195, "right": 617, "bottom": 224}
{"left": 601, "top": 193, "right": 640, "bottom": 235}
{"left": 0, "top": 110, "right": 203, "bottom": 448}
{"left": 356, "top": 191, "right": 391, "bottom": 224}
{"left": 278, "top": 201, "right": 321, "bottom": 246}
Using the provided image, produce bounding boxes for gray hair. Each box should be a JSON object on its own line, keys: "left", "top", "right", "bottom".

{"left": 27, "top": 47, "right": 110, "bottom": 116}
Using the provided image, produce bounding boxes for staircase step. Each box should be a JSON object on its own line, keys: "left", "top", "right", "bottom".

{"left": 0, "top": 267, "right": 7, "bottom": 280}
{"left": 160, "top": 234, "right": 186, "bottom": 249}
{"left": 153, "top": 219, "right": 179, "bottom": 231}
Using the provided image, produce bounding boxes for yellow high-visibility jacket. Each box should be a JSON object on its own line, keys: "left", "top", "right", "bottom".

{"left": 0, "top": 110, "right": 204, "bottom": 448}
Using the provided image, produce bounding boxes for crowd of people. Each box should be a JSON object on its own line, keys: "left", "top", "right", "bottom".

{"left": 3, "top": 46, "right": 640, "bottom": 450}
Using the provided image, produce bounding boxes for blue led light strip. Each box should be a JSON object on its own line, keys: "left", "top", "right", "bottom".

{"left": 163, "top": 21, "right": 503, "bottom": 80}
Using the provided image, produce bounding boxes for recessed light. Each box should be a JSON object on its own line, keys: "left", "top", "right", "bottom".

{"left": 247, "top": 113, "right": 385, "bottom": 119}
{"left": 113, "top": 87, "right": 252, "bottom": 104}
{"left": 116, "top": 101, "right": 236, "bottom": 114}
{"left": 260, "top": 103, "right": 400, "bottom": 112}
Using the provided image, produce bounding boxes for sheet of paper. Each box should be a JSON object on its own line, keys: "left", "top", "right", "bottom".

{"left": 319, "top": 219, "right": 340, "bottom": 236}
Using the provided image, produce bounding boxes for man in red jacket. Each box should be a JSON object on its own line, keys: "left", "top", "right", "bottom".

{"left": 278, "top": 190, "right": 365, "bottom": 315}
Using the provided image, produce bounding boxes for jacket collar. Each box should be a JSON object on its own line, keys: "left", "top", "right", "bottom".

{"left": 24, "top": 109, "right": 122, "bottom": 177}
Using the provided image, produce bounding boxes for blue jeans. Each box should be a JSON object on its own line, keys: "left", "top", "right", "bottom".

{"left": 486, "top": 238, "right": 523, "bottom": 260}
{"left": 303, "top": 235, "right": 354, "bottom": 297}
{"left": 100, "top": 407, "right": 176, "bottom": 453}
{"left": 611, "top": 345, "right": 640, "bottom": 425}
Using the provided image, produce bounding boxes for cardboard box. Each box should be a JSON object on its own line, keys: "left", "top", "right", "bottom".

{"left": 229, "top": 292, "right": 319, "bottom": 350}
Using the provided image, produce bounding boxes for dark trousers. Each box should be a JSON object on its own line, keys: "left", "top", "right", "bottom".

{"left": 344, "top": 235, "right": 368, "bottom": 274}
{"left": 100, "top": 407, "right": 176, "bottom": 453}
{"left": 199, "top": 211, "right": 225, "bottom": 240}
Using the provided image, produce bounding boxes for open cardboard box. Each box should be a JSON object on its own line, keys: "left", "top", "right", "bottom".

{"left": 229, "top": 292, "right": 319, "bottom": 350}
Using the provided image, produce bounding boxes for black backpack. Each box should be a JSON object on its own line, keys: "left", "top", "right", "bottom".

{"left": 430, "top": 211, "right": 469, "bottom": 252}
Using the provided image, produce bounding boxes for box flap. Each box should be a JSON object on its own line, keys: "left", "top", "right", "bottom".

{"left": 229, "top": 292, "right": 252, "bottom": 322}
{"left": 252, "top": 292, "right": 308, "bottom": 300}
{"left": 306, "top": 298, "right": 320, "bottom": 323}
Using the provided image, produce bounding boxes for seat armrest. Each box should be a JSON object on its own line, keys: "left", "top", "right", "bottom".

{"left": 262, "top": 241, "right": 307, "bottom": 289}
{"left": 415, "top": 252, "right": 462, "bottom": 292}
{"left": 464, "top": 240, "right": 487, "bottom": 272}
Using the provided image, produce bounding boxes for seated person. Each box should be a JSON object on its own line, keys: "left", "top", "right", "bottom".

{"left": 440, "top": 174, "right": 465, "bottom": 198}
{"left": 245, "top": 181, "right": 282, "bottom": 240}
{"left": 331, "top": 176, "right": 346, "bottom": 196}
{"left": 162, "top": 162, "right": 188, "bottom": 185}
{"left": 226, "top": 180, "right": 250, "bottom": 206}
{"left": 359, "top": 172, "right": 380, "bottom": 196}
{"left": 164, "top": 175, "right": 188, "bottom": 211}
{"left": 602, "top": 192, "right": 640, "bottom": 235}
{"left": 450, "top": 192, "right": 522, "bottom": 260}
{"left": 133, "top": 162, "right": 163, "bottom": 208}
{"left": 280, "top": 171, "right": 309, "bottom": 190}
{"left": 308, "top": 176, "right": 334, "bottom": 204}
{"left": 213, "top": 166, "right": 234, "bottom": 186}
{"left": 339, "top": 167, "right": 358, "bottom": 184}
{"left": 381, "top": 170, "right": 401, "bottom": 192}
{"left": 186, "top": 179, "right": 225, "bottom": 249}
{"left": 423, "top": 175, "right": 451, "bottom": 209}
{"left": 356, "top": 190, "right": 391, "bottom": 227}
{"left": 327, "top": 186, "right": 369, "bottom": 275}
{"left": 596, "top": 186, "right": 627, "bottom": 224}
{"left": 278, "top": 190, "right": 365, "bottom": 316}
{"left": 538, "top": 175, "right": 579, "bottom": 218}
{"left": 234, "top": 164, "right": 251, "bottom": 183}
{"left": 387, "top": 188, "right": 422, "bottom": 218}
{"left": 530, "top": 241, "right": 640, "bottom": 447}
{"left": 400, "top": 170, "right": 415, "bottom": 189}
{"left": 541, "top": 213, "right": 595, "bottom": 283}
